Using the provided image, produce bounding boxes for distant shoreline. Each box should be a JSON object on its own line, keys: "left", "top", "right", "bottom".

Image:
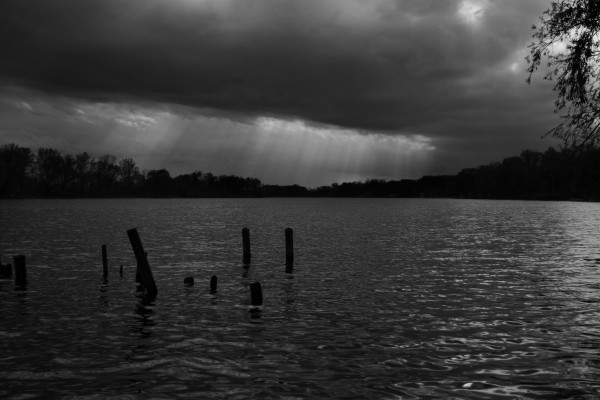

{"left": 1, "top": 195, "right": 599, "bottom": 202}
{"left": 2, "top": 143, "right": 600, "bottom": 201}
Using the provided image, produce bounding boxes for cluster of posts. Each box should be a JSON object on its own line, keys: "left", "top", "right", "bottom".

{"left": 122, "top": 227, "right": 293, "bottom": 306}
{"left": 241, "top": 227, "right": 293, "bottom": 305}
{"left": 0, "top": 227, "right": 294, "bottom": 307}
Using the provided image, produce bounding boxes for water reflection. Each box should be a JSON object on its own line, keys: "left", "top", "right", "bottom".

{"left": 249, "top": 308, "right": 262, "bottom": 319}
{"left": 1, "top": 199, "right": 600, "bottom": 398}
{"left": 282, "top": 275, "right": 297, "bottom": 322}
{"left": 132, "top": 295, "right": 156, "bottom": 338}
{"left": 98, "top": 282, "right": 109, "bottom": 309}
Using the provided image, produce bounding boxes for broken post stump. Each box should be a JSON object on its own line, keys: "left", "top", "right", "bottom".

{"left": 250, "top": 282, "right": 263, "bottom": 306}
{"left": 242, "top": 227, "right": 251, "bottom": 263}
{"left": 13, "top": 255, "right": 26, "bottom": 286}
{"left": 127, "top": 228, "right": 158, "bottom": 297}
{"left": 210, "top": 275, "right": 217, "bottom": 293}
{"left": 102, "top": 244, "right": 108, "bottom": 280}
{"left": 0, "top": 256, "right": 12, "bottom": 279}
{"left": 0, "top": 263, "right": 12, "bottom": 279}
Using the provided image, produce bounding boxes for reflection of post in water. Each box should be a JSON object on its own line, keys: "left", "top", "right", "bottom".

{"left": 248, "top": 282, "right": 263, "bottom": 318}
{"left": 99, "top": 281, "right": 109, "bottom": 308}
{"left": 125, "top": 296, "right": 156, "bottom": 371}
{"left": 131, "top": 295, "right": 156, "bottom": 338}
{"left": 283, "top": 276, "right": 297, "bottom": 321}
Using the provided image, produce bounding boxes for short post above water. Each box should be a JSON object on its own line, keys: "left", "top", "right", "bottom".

{"left": 242, "top": 227, "right": 251, "bottom": 264}
{"left": 102, "top": 244, "right": 108, "bottom": 280}
{"left": 210, "top": 275, "right": 217, "bottom": 293}
{"left": 184, "top": 276, "right": 194, "bottom": 286}
{"left": 13, "top": 255, "right": 27, "bottom": 286}
{"left": 285, "top": 228, "right": 294, "bottom": 272}
{"left": 0, "top": 255, "right": 12, "bottom": 279}
{"left": 250, "top": 282, "right": 263, "bottom": 306}
{"left": 127, "top": 228, "right": 158, "bottom": 297}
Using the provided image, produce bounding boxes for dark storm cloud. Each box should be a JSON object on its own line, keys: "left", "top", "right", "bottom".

{"left": 0, "top": 0, "right": 553, "bottom": 136}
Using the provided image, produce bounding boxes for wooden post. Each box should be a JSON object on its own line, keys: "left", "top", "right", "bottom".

{"left": 285, "top": 228, "right": 294, "bottom": 271}
{"left": 135, "top": 252, "right": 146, "bottom": 283}
{"left": 0, "top": 262, "right": 12, "bottom": 278}
{"left": 102, "top": 244, "right": 108, "bottom": 280}
{"left": 127, "top": 228, "right": 158, "bottom": 297}
{"left": 184, "top": 276, "right": 194, "bottom": 286}
{"left": 250, "top": 282, "right": 263, "bottom": 306}
{"left": 13, "top": 255, "right": 26, "bottom": 286}
{"left": 210, "top": 275, "right": 217, "bottom": 293}
{"left": 242, "top": 227, "right": 251, "bottom": 263}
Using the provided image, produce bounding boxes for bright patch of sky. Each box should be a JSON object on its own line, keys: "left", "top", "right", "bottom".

{"left": 0, "top": 91, "right": 437, "bottom": 186}
{"left": 457, "top": 0, "right": 488, "bottom": 25}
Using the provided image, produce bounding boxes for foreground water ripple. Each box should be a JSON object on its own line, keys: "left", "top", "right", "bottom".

{"left": 1, "top": 198, "right": 600, "bottom": 398}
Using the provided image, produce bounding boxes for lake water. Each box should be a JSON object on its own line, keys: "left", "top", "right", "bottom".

{"left": 1, "top": 198, "right": 599, "bottom": 399}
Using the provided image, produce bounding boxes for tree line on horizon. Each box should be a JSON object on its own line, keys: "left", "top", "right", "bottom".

{"left": 1, "top": 143, "right": 600, "bottom": 200}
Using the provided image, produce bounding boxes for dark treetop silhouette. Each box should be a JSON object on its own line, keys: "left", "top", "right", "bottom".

{"left": 1, "top": 143, "right": 600, "bottom": 201}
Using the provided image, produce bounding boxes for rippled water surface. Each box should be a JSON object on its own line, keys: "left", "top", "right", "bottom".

{"left": 1, "top": 198, "right": 600, "bottom": 399}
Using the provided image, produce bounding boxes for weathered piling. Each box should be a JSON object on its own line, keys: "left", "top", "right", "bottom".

{"left": 13, "top": 255, "right": 26, "bottom": 286}
{"left": 184, "top": 276, "right": 194, "bottom": 286}
{"left": 0, "top": 255, "right": 12, "bottom": 278}
{"left": 250, "top": 282, "right": 263, "bottom": 306}
{"left": 210, "top": 275, "right": 217, "bottom": 293}
{"left": 242, "top": 227, "right": 251, "bottom": 263}
{"left": 135, "top": 258, "right": 142, "bottom": 283}
{"left": 102, "top": 244, "right": 108, "bottom": 280}
{"left": 127, "top": 228, "right": 158, "bottom": 297}
{"left": 285, "top": 228, "right": 294, "bottom": 271}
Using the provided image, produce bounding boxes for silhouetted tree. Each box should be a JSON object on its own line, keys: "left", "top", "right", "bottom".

{"left": 73, "top": 152, "right": 91, "bottom": 195}
{"left": 35, "top": 148, "right": 64, "bottom": 196}
{"left": 528, "top": 0, "right": 600, "bottom": 147}
{"left": 91, "top": 154, "right": 119, "bottom": 196}
{"left": 60, "top": 154, "right": 76, "bottom": 195}
{"left": 0, "top": 143, "right": 33, "bottom": 196}
{"left": 145, "top": 169, "right": 173, "bottom": 196}
{"left": 118, "top": 157, "right": 142, "bottom": 195}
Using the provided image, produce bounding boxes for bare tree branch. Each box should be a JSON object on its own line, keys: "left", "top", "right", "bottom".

{"left": 528, "top": 0, "right": 600, "bottom": 147}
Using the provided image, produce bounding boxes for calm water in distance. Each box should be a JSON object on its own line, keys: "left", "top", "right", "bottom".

{"left": 1, "top": 198, "right": 599, "bottom": 399}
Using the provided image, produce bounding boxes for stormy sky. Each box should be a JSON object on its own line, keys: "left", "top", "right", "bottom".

{"left": 0, "top": 0, "right": 560, "bottom": 187}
